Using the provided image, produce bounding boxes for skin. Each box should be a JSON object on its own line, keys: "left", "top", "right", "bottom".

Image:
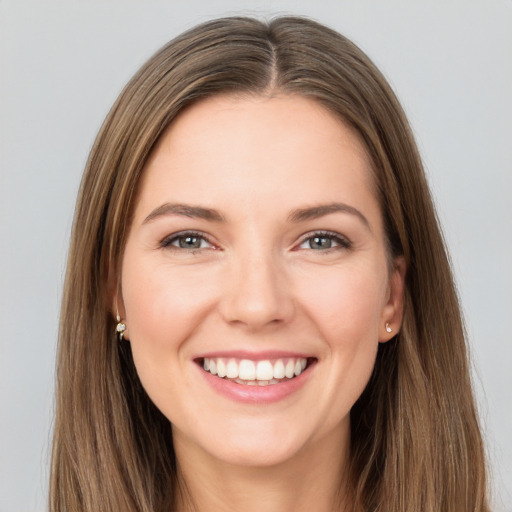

{"left": 120, "top": 94, "right": 405, "bottom": 512}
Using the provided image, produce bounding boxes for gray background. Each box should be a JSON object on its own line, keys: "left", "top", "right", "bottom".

{"left": 1, "top": 1, "right": 511, "bottom": 510}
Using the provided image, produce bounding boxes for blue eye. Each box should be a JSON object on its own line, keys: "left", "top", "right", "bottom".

{"left": 161, "top": 232, "right": 212, "bottom": 250}
{"left": 299, "top": 232, "right": 351, "bottom": 251}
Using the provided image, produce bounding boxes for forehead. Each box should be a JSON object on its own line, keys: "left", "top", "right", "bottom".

{"left": 135, "top": 94, "right": 379, "bottom": 224}
{"left": 147, "top": 93, "right": 372, "bottom": 171}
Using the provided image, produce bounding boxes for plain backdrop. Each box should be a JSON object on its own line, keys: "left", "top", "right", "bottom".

{"left": 1, "top": 1, "right": 511, "bottom": 511}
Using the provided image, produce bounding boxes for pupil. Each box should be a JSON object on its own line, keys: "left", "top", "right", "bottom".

{"left": 180, "top": 236, "right": 200, "bottom": 248}
{"left": 311, "top": 236, "right": 331, "bottom": 249}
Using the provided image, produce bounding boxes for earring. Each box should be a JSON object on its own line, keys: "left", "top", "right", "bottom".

{"left": 385, "top": 322, "right": 392, "bottom": 333}
{"left": 115, "top": 309, "right": 126, "bottom": 341}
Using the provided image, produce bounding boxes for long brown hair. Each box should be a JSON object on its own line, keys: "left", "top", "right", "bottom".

{"left": 50, "top": 16, "right": 489, "bottom": 511}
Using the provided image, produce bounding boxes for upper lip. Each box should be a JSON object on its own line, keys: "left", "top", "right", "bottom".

{"left": 194, "top": 350, "right": 315, "bottom": 361}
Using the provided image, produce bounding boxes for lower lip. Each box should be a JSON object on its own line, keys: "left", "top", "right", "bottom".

{"left": 196, "top": 362, "right": 314, "bottom": 404}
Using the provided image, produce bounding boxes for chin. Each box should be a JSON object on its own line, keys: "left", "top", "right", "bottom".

{"left": 174, "top": 417, "right": 314, "bottom": 469}
{"left": 207, "top": 437, "right": 306, "bottom": 468}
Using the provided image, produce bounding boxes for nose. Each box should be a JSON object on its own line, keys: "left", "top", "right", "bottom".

{"left": 219, "top": 250, "right": 295, "bottom": 331}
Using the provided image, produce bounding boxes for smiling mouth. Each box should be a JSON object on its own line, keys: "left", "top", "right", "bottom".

{"left": 196, "top": 357, "right": 316, "bottom": 386}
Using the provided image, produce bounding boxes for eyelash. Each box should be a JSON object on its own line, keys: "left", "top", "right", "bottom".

{"left": 160, "top": 230, "right": 351, "bottom": 252}
{"left": 160, "top": 231, "right": 214, "bottom": 251}
{"left": 297, "top": 231, "right": 352, "bottom": 252}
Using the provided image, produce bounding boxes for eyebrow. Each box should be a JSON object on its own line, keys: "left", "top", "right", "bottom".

{"left": 142, "top": 203, "right": 225, "bottom": 224}
{"left": 288, "top": 202, "right": 371, "bottom": 230}
{"left": 142, "top": 201, "right": 370, "bottom": 230}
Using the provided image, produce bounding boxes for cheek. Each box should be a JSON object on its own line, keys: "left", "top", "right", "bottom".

{"left": 122, "top": 256, "right": 213, "bottom": 341}
{"left": 120, "top": 256, "right": 208, "bottom": 384}
{"left": 120, "top": 259, "right": 218, "bottom": 422}
{"left": 299, "top": 262, "right": 387, "bottom": 340}
{"left": 297, "top": 263, "right": 387, "bottom": 410}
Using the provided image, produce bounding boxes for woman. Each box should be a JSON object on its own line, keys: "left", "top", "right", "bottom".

{"left": 50, "top": 16, "right": 489, "bottom": 512}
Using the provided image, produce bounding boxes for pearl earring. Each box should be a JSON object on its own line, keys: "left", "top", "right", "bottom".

{"left": 116, "top": 309, "right": 126, "bottom": 341}
{"left": 385, "top": 322, "right": 392, "bottom": 333}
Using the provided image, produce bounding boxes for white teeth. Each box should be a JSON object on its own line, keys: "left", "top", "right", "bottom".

{"left": 226, "top": 359, "right": 238, "bottom": 378}
{"left": 239, "top": 359, "right": 256, "bottom": 380}
{"left": 216, "top": 359, "right": 227, "bottom": 378}
{"left": 273, "top": 360, "right": 285, "bottom": 379}
{"left": 201, "top": 357, "right": 309, "bottom": 382}
{"left": 256, "top": 360, "right": 274, "bottom": 380}
{"left": 234, "top": 378, "right": 281, "bottom": 386}
{"left": 285, "top": 360, "right": 295, "bottom": 379}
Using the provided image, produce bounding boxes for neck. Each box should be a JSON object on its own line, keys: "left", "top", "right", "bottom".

{"left": 173, "top": 424, "right": 352, "bottom": 512}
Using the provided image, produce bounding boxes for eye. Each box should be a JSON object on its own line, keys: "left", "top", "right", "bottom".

{"left": 161, "top": 231, "right": 214, "bottom": 250}
{"left": 298, "top": 231, "right": 351, "bottom": 251}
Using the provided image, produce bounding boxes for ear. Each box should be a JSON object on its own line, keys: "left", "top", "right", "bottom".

{"left": 379, "top": 256, "right": 406, "bottom": 343}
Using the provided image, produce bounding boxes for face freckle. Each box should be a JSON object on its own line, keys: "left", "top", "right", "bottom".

{"left": 120, "top": 93, "right": 404, "bottom": 469}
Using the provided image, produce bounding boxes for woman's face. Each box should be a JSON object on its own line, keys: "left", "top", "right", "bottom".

{"left": 121, "top": 94, "right": 404, "bottom": 468}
